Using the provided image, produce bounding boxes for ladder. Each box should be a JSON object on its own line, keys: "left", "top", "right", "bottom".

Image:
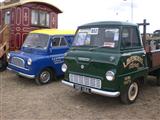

{"left": 0, "top": 25, "right": 9, "bottom": 58}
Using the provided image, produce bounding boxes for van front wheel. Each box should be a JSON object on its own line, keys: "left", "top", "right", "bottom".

{"left": 35, "top": 68, "right": 54, "bottom": 85}
{"left": 120, "top": 81, "right": 139, "bottom": 104}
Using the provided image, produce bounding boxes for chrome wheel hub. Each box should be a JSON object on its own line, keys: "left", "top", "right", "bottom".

{"left": 128, "top": 82, "right": 138, "bottom": 101}
{"left": 40, "top": 71, "right": 50, "bottom": 83}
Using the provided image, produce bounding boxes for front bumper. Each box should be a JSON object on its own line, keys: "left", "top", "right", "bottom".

{"left": 7, "top": 67, "right": 35, "bottom": 79}
{"left": 62, "top": 80, "right": 120, "bottom": 97}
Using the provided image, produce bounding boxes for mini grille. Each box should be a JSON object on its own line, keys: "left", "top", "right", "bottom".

{"left": 69, "top": 74, "right": 101, "bottom": 89}
{"left": 11, "top": 57, "right": 25, "bottom": 68}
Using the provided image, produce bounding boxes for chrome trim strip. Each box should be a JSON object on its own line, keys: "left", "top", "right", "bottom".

{"left": 151, "top": 49, "right": 160, "bottom": 53}
{"left": 7, "top": 67, "right": 35, "bottom": 79}
{"left": 122, "top": 50, "right": 145, "bottom": 56}
{"left": 62, "top": 80, "right": 120, "bottom": 97}
{"left": 8, "top": 63, "right": 29, "bottom": 71}
{"left": 62, "top": 80, "right": 74, "bottom": 87}
{"left": 18, "top": 72, "right": 35, "bottom": 79}
{"left": 78, "top": 57, "right": 90, "bottom": 62}
{"left": 91, "top": 88, "right": 120, "bottom": 97}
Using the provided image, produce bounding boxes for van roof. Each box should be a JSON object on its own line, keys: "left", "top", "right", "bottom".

{"left": 30, "top": 29, "right": 75, "bottom": 35}
{"left": 79, "top": 21, "right": 138, "bottom": 28}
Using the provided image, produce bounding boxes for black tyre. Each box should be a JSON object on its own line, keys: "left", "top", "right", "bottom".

{"left": 120, "top": 81, "right": 139, "bottom": 104}
{"left": 35, "top": 68, "right": 55, "bottom": 85}
{"left": 157, "top": 76, "right": 160, "bottom": 86}
{"left": 0, "top": 57, "right": 7, "bottom": 71}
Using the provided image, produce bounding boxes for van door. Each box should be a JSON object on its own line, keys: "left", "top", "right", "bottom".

{"left": 50, "top": 36, "right": 69, "bottom": 75}
{"left": 120, "top": 27, "right": 146, "bottom": 76}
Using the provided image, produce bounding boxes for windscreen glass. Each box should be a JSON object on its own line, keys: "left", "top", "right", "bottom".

{"left": 23, "top": 33, "right": 49, "bottom": 49}
{"left": 73, "top": 28, "right": 119, "bottom": 48}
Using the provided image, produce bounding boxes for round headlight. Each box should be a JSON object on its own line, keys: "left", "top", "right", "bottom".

{"left": 27, "top": 58, "right": 32, "bottom": 65}
{"left": 62, "top": 63, "right": 67, "bottom": 72}
{"left": 7, "top": 53, "right": 10, "bottom": 59}
{"left": 106, "top": 71, "right": 115, "bottom": 81}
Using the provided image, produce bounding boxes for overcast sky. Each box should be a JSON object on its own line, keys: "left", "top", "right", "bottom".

{"left": 51, "top": 0, "right": 160, "bottom": 33}
{"left": 1, "top": 0, "right": 160, "bottom": 33}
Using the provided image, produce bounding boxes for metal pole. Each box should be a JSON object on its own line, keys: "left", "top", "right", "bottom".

{"left": 123, "top": 0, "right": 133, "bottom": 22}
{"left": 131, "top": 0, "right": 133, "bottom": 22}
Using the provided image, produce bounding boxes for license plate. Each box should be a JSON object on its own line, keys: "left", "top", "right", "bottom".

{"left": 74, "top": 84, "right": 90, "bottom": 93}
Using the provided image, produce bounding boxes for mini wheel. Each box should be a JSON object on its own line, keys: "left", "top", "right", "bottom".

{"left": 0, "top": 58, "right": 7, "bottom": 71}
{"left": 120, "top": 81, "right": 139, "bottom": 104}
{"left": 35, "top": 68, "right": 55, "bottom": 85}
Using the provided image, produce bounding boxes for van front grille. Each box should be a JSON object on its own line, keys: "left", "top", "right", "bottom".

{"left": 11, "top": 57, "right": 25, "bottom": 68}
{"left": 69, "top": 74, "right": 101, "bottom": 89}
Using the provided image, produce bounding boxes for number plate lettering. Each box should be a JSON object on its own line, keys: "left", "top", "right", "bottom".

{"left": 74, "top": 84, "right": 90, "bottom": 93}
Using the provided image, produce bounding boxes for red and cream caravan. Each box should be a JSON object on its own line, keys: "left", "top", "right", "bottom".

{"left": 0, "top": 0, "right": 62, "bottom": 70}
{"left": 0, "top": 0, "right": 62, "bottom": 50}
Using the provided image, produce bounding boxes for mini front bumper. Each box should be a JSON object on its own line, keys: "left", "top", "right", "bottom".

{"left": 62, "top": 80, "right": 120, "bottom": 97}
{"left": 7, "top": 67, "right": 35, "bottom": 79}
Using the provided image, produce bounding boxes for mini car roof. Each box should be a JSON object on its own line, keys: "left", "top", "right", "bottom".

{"left": 30, "top": 29, "right": 75, "bottom": 35}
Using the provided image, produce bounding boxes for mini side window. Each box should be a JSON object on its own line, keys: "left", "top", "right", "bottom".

{"left": 51, "top": 37, "right": 67, "bottom": 47}
{"left": 52, "top": 38, "right": 60, "bottom": 47}
{"left": 60, "top": 38, "right": 67, "bottom": 46}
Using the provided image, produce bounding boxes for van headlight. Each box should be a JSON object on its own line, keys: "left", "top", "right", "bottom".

{"left": 64, "top": 53, "right": 68, "bottom": 57}
{"left": 27, "top": 58, "right": 32, "bottom": 65}
{"left": 105, "top": 71, "right": 115, "bottom": 81}
{"left": 7, "top": 53, "right": 10, "bottom": 59}
{"left": 62, "top": 63, "right": 67, "bottom": 72}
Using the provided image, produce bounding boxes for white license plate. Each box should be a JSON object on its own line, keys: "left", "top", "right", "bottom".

{"left": 74, "top": 84, "right": 90, "bottom": 93}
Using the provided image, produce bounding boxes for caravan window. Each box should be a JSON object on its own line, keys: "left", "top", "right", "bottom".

{"left": 4, "top": 11, "right": 11, "bottom": 24}
{"left": 31, "top": 10, "right": 38, "bottom": 25}
{"left": 31, "top": 10, "right": 49, "bottom": 27}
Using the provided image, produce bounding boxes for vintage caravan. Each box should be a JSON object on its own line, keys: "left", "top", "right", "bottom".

{"left": 0, "top": 0, "right": 62, "bottom": 70}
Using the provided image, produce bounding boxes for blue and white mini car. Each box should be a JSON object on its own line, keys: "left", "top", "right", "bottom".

{"left": 7, "top": 29, "right": 75, "bottom": 85}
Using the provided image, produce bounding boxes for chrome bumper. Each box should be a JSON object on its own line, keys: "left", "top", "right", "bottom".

{"left": 62, "top": 80, "right": 120, "bottom": 97}
{"left": 7, "top": 67, "right": 35, "bottom": 79}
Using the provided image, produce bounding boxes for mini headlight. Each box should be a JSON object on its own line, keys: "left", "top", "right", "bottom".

{"left": 62, "top": 63, "right": 67, "bottom": 72}
{"left": 106, "top": 71, "right": 115, "bottom": 81}
{"left": 27, "top": 58, "right": 32, "bottom": 65}
{"left": 7, "top": 53, "right": 10, "bottom": 59}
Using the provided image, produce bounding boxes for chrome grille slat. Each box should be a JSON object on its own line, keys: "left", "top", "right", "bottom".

{"left": 69, "top": 74, "right": 101, "bottom": 89}
{"left": 11, "top": 57, "right": 25, "bottom": 68}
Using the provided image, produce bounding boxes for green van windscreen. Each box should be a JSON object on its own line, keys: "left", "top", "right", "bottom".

{"left": 73, "top": 28, "right": 119, "bottom": 48}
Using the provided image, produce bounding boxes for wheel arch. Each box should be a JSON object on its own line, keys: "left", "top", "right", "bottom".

{"left": 36, "top": 66, "right": 57, "bottom": 77}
